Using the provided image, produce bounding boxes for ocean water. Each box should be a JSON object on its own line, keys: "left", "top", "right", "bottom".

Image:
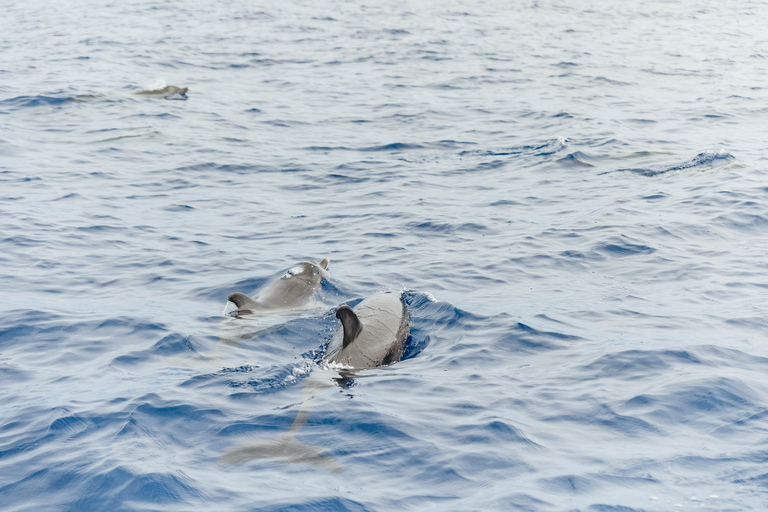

{"left": 2, "top": 0, "right": 768, "bottom": 510}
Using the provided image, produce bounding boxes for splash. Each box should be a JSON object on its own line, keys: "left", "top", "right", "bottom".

{"left": 143, "top": 78, "right": 167, "bottom": 92}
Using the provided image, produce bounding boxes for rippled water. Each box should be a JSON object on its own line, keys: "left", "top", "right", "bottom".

{"left": 3, "top": 0, "right": 768, "bottom": 510}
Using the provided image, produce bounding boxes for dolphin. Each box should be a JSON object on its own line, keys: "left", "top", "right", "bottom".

{"left": 134, "top": 85, "right": 189, "bottom": 99}
{"left": 219, "top": 291, "right": 411, "bottom": 470}
{"left": 154, "top": 259, "right": 330, "bottom": 369}
{"left": 227, "top": 258, "right": 330, "bottom": 315}
{"left": 323, "top": 291, "right": 410, "bottom": 369}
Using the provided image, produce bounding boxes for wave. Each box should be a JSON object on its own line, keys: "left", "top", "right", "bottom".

{"left": 458, "top": 137, "right": 571, "bottom": 159}
{"left": 0, "top": 94, "right": 75, "bottom": 110}
{"left": 557, "top": 151, "right": 595, "bottom": 168}
{"left": 613, "top": 150, "right": 735, "bottom": 176}
{"left": 358, "top": 142, "right": 424, "bottom": 152}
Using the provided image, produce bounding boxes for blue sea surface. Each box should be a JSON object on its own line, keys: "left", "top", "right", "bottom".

{"left": 2, "top": 0, "right": 768, "bottom": 510}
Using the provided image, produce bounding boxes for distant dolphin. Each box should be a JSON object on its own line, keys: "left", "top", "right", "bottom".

{"left": 227, "top": 258, "right": 330, "bottom": 315}
{"left": 323, "top": 291, "right": 410, "bottom": 369}
{"left": 134, "top": 85, "right": 189, "bottom": 99}
{"left": 219, "top": 291, "right": 411, "bottom": 470}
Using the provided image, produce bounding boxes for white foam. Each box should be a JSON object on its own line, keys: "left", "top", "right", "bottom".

{"left": 222, "top": 300, "right": 239, "bottom": 316}
{"left": 144, "top": 78, "right": 167, "bottom": 91}
{"left": 321, "top": 360, "right": 355, "bottom": 372}
{"left": 281, "top": 266, "right": 305, "bottom": 279}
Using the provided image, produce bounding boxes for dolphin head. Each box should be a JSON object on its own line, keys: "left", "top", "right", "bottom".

{"left": 281, "top": 259, "right": 329, "bottom": 281}
{"left": 294, "top": 258, "right": 330, "bottom": 280}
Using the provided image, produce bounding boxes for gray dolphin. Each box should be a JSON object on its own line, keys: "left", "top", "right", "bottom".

{"left": 134, "top": 85, "right": 189, "bottom": 98}
{"left": 219, "top": 291, "right": 411, "bottom": 471}
{"left": 323, "top": 291, "right": 410, "bottom": 369}
{"left": 157, "top": 259, "right": 330, "bottom": 368}
{"left": 227, "top": 258, "right": 330, "bottom": 315}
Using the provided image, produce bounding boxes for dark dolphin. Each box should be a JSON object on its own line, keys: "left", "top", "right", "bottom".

{"left": 323, "top": 291, "right": 410, "bottom": 369}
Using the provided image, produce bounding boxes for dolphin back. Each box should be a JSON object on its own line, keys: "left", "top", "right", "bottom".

{"left": 324, "top": 291, "right": 409, "bottom": 369}
{"left": 135, "top": 85, "right": 189, "bottom": 97}
{"left": 227, "top": 258, "right": 330, "bottom": 314}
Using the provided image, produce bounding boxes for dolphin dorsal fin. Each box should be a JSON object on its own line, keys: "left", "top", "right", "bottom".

{"left": 228, "top": 292, "right": 260, "bottom": 312}
{"left": 320, "top": 258, "right": 330, "bottom": 270}
{"left": 336, "top": 305, "right": 363, "bottom": 349}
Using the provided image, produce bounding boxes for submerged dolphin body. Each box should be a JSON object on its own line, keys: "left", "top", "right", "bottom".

{"left": 323, "top": 291, "right": 410, "bottom": 369}
{"left": 218, "top": 369, "right": 342, "bottom": 472}
{"left": 219, "top": 291, "right": 411, "bottom": 470}
{"left": 227, "top": 258, "right": 330, "bottom": 315}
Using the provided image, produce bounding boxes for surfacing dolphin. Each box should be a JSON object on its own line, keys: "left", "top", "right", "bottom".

{"left": 134, "top": 85, "right": 189, "bottom": 99}
{"left": 323, "top": 291, "right": 410, "bottom": 369}
{"left": 159, "top": 259, "right": 331, "bottom": 368}
{"left": 208, "top": 258, "right": 331, "bottom": 360}
{"left": 219, "top": 290, "right": 411, "bottom": 471}
{"left": 227, "top": 258, "right": 330, "bottom": 315}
